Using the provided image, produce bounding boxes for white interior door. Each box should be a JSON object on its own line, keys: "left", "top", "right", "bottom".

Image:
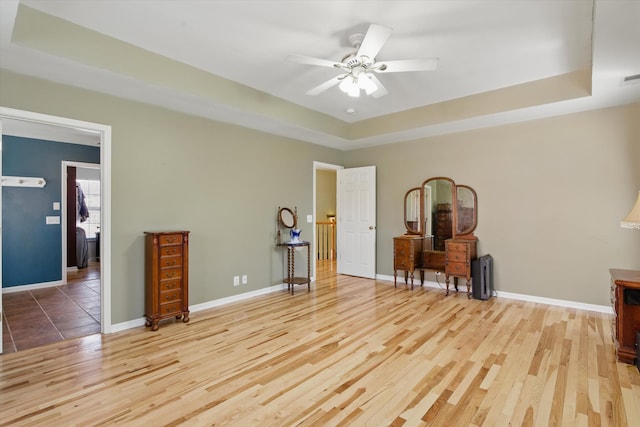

{"left": 337, "top": 166, "right": 376, "bottom": 279}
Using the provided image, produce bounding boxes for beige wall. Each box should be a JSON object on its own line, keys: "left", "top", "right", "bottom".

{"left": 344, "top": 103, "right": 640, "bottom": 306}
{"left": 316, "top": 169, "right": 336, "bottom": 220}
{"left": 0, "top": 71, "right": 343, "bottom": 323}
{"left": 2, "top": 70, "right": 638, "bottom": 323}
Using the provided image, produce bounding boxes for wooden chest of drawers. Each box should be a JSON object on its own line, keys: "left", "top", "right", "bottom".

{"left": 144, "top": 231, "right": 190, "bottom": 331}
{"left": 445, "top": 238, "right": 477, "bottom": 297}
{"left": 393, "top": 235, "right": 423, "bottom": 289}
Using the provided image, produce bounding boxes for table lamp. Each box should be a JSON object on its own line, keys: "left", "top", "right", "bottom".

{"left": 621, "top": 190, "right": 640, "bottom": 229}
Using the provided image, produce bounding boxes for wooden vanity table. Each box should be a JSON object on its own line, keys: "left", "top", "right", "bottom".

{"left": 394, "top": 177, "right": 479, "bottom": 297}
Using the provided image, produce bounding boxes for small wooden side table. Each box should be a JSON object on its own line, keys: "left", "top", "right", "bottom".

{"left": 609, "top": 268, "right": 640, "bottom": 364}
{"left": 277, "top": 241, "right": 311, "bottom": 294}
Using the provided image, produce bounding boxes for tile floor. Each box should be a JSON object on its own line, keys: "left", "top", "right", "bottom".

{"left": 2, "top": 261, "right": 100, "bottom": 353}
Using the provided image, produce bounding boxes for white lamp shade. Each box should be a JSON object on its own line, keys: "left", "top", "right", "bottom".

{"left": 339, "top": 77, "right": 360, "bottom": 97}
{"left": 621, "top": 190, "right": 640, "bottom": 229}
{"left": 359, "top": 74, "right": 378, "bottom": 95}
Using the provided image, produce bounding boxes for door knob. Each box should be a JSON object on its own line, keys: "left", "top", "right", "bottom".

{"left": 369, "top": 225, "right": 376, "bottom": 230}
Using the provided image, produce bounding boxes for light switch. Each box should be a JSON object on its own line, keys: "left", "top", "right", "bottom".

{"left": 53, "top": 202, "right": 60, "bottom": 210}
{"left": 307, "top": 215, "right": 313, "bottom": 223}
{"left": 46, "top": 216, "right": 61, "bottom": 225}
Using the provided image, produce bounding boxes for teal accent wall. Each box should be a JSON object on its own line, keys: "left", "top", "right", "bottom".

{"left": 2, "top": 136, "right": 100, "bottom": 287}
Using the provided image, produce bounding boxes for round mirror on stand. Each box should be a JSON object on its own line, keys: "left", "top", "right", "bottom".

{"left": 277, "top": 207, "right": 299, "bottom": 245}
{"left": 278, "top": 207, "right": 297, "bottom": 229}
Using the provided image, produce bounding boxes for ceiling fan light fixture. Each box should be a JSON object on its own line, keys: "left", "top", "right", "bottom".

{"left": 339, "top": 76, "right": 360, "bottom": 97}
{"left": 359, "top": 73, "right": 378, "bottom": 95}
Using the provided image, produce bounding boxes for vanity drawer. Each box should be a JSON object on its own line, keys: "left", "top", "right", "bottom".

{"left": 447, "top": 250, "right": 468, "bottom": 262}
{"left": 393, "top": 237, "right": 422, "bottom": 270}
{"left": 447, "top": 241, "right": 469, "bottom": 253}
{"left": 424, "top": 251, "right": 446, "bottom": 270}
{"left": 446, "top": 261, "right": 468, "bottom": 276}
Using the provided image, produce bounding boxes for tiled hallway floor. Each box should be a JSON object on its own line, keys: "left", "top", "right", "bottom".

{"left": 2, "top": 261, "right": 100, "bottom": 353}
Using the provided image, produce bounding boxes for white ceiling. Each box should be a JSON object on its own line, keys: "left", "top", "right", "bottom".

{"left": 1, "top": 0, "right": 639, "bottom": 149}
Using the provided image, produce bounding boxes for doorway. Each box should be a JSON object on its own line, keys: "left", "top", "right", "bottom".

{"left": 313, "top": 162, "right": 342, "bottom": 280}
{"left": 0, "top": 107, "right": 112, "bottom": 354}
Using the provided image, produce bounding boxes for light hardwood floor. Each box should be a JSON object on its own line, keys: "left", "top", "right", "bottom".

{"left": 1, "top": 261, "right": 638, "bottom": 426}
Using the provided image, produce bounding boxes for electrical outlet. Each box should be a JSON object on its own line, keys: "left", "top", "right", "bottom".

{"left": 233, "top": 276, "right": 240, "bottom": 286}
{"left": 242, "top": 275, "right": 247, "bottom": 284}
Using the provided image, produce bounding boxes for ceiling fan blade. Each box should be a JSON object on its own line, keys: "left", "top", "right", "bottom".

{"left": 368, "top": 74, "right": 389, "bottom": 98}
{"left": 375, "top": 58, "right": 439, "bottom": 73}
{"left": 305, "top": 75, "right": 345, "bottom": 96}
{"left": 357, "top": 24, "right": 392, "bottom": 60}
{"left": 287, "top": 54, "right": 340, "bottom": 68}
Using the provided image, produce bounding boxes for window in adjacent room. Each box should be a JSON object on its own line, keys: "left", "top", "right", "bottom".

{"left": 76, "top": 179, "right": 100, "bottom": 238}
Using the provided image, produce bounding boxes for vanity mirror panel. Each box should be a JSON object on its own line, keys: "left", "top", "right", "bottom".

{"left": 404, "top": 187, "right": 422, "bottom": 235}
{"left": 456, "top": 185, "right": 478, "bottom": 236}
{"left": 422, "top": 177, "right": 455, "bottom": 251}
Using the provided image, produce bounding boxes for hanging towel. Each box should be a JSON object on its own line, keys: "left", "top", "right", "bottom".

{"left": 77, "top": 182, "right": 89, "bottom": 223}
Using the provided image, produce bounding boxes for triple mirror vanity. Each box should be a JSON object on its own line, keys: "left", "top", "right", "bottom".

{"left": 394, "top": 177, "right": 478, "bottom": 297}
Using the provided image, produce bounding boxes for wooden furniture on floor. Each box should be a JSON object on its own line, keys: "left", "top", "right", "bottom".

{"left": 398, "top": 177, "right": 480, "bottom": 295}
{"left": 277, "top": 241, "right": 311, "bottom": 294}
{"left": 445, "top": 238, "right": 477, "bottom": 298}
{"left": 393, "top": 235, "right": 424, "bottom": 289}
{"left": 609, "top": 268, "right": 640, "bottom": 364}
{"left": 144, "top": 231, "right": 190, "bottom": 331}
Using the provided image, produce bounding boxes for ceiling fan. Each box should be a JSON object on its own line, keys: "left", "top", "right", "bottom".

{"left": 287, "top": 24, "right": 439, "bottom": 98}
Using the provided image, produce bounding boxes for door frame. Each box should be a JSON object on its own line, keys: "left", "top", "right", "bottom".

{"left": 0, "top": 107, "right": 113, "bottom": 345}
{"left": 313, "top": 161, "right": 343, "bottom": 279}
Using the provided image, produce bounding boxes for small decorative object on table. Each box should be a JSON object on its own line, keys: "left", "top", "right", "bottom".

{"left": 290, "top": 228, "right": 302, "bottom": 243}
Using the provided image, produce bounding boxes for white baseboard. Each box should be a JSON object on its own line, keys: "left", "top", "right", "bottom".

{"left": 110, "top": 282, "right": 292, "bottom": 333}
{"left": 189, "top": 283, "right": 287, "bottom": 313}
{"left": 2, "top": 280, "right": 64, "bottom": 293}
{"left": 375, "top": 274, "right": 612, "bottom": 314}
{"left": 110, "top": 317, "right": 146, "bottom": 333}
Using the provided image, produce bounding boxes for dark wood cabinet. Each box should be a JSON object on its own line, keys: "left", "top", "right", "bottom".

{"left": 609, "top": 268, "right": 640, "bottom": 364}
{"left": 433, "top": 203, "right": 452, "bottom": 251}
{"left": 144, "top": 231, "right": 190, "bottom": 331}
{"left": 445, "top": 238, "right": 477, "bottom": 297}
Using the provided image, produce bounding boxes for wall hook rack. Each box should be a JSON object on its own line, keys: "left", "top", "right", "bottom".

{"left": 1, "top": 175, "right": 47, "bottom": 188}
